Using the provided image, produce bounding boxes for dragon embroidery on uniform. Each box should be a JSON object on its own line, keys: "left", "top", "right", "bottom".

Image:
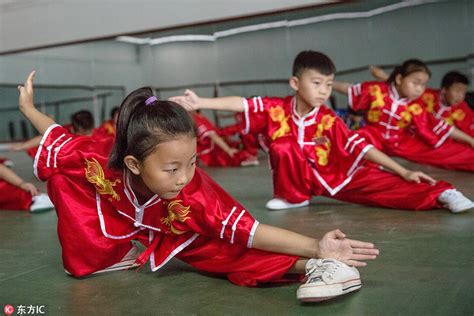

{"left": 367, "top": 85, "right": 386, "bottom": 123}
{"left": 445, "top": 109, "right": 465, "bottom": 125}
{"left": 313, "top": 114, "right": 334, "bottom": 166}
{"left": 269, "top": 105, "right": 290, "bottom": 140}
{"left": 84, "top": 158, "right": 121, "bottom": 201}
{"left": 398, "top": 103, "right": 423, "bottom": 128}
{"left": 422, "top": 93, "right": 435, "bottom": 113}
{"left": 161, "top": 200, "right": 191, "bottom": 235}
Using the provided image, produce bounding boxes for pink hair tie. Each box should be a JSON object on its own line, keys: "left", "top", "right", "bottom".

{"left": 145, "top": 96, "right": 158, "bottom": 105}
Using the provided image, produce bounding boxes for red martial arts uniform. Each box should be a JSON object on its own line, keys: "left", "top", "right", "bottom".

{"left": 192, "top": 113, "right": 256, "bottom": 167}
{"left": 420, "top": 88, "right": 474, "bottom": 137}
{"left": 242, "top": 96, "right": 452, "bottom": 210}
{"left": 93, "top": 119, "right": 116, "bottom": 140}
{"left": 34, "top": 124, "right": 299, "bottom": 285}
{"left": 348, "top": 82, "right": 474, "bottom": 171}
{"left": 0, "top": 180, "right": 32, "bottom": 211}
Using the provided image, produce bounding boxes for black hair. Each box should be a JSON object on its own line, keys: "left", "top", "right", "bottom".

{"left": 108, "top": 87, "right": 196, "bottom": 170}
{"left": 71, "top": 110, "right": 94, "bottom": 132}
{"left": 387, "top": 59, "right": 431, "bottom": 83}
{"left": 292, "top": 51, "right": 336, "bottom": 77}
{"left": 110, "top": 106, "right": 120, "bottom": 119}
{"left": 441, "top": 71, "right": 469, "bottom": 89}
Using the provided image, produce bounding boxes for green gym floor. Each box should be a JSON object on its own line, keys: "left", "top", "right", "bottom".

{"left": 0, "top": 151, "right": 473, "bottom": 316}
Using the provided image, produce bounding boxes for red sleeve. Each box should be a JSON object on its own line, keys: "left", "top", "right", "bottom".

{"left": 34, "top": 124, "right": 113, "bottom": 181}
{"left": 409, "top": 103, "right": 454, "bottom": 148}
{"left": 242, "top": 96, "right": 285, "bottom": 136}
{"left": 347, "top": 81, "right": 380, "bottom": 112}
{"left": 172, "top": 169, "right": 258, "bottom": 248}
{"left": 451, "top": 102, "right": 474, "bottom": 136}
{"left": 193, "top": 113, "right": 217, "bottom": 139}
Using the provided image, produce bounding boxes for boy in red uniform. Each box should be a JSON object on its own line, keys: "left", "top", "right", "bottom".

{"left": 171, "top": 51, "right": 473, "bottom": 213}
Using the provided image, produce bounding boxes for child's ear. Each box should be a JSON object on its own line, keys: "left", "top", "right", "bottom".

{"left": 124, "top": 155, "right": 142, "bottom": 175}
{"left": 395, "top": 74, "right": 403, "bottom": 86}
{"left": 289, "top": 76, "right": 299, "bottom": 91}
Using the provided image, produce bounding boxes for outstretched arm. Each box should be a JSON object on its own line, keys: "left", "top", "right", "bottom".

{"left": 332, "top": 81, "right": 352, "bottom": 95}
{"left": 208, "top": 133, "right": 238, "bottom": 157}
{"left": 449, "top": 127, "right": 474, "bottom": 147}
{"left": 364, "top": 147, "right": 436, "bottom": 184}
{"left": 369, "top": 65, "right": 390, "bottom": 81}
{"left": 252, "top": 223, "right": 379, "bottom": 267}
{"left": 0, "top": 164, "right": 39, "bottom": 196}
{"left": 9, "top": 135, "right": 42, "bottom": 151}
{"left": 18, "top": 71, "right": 56, "bottom": 135}
{"left": 169, "top": 89, "right": 244, "bottom": 112}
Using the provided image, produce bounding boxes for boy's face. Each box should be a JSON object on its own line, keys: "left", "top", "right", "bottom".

{"left": 290, "top": 69, "right": 334, "bottom": 108}
{"left": 442, "top": 82, "right": 467, "bottom": 106}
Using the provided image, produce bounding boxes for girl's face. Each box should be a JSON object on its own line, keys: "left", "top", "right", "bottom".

{"left": 396, "top": 71, "right": 430, "bottom": 101}
{"left": 139, "top": 134, "right": 197, "bottom": 199}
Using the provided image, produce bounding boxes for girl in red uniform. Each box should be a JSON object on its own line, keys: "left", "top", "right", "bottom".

{"left": 333, "top": 60, "right": 474, "bottom": 172}
{"left": 18, "top": 71, "right": 379, "bottom": 303}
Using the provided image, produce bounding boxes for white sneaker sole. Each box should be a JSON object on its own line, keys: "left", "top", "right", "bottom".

{"left": 450, "top": 203, "right": 474, "bottom": 214}
{"left": 297, "top": 278, "right": 362, "bottom": 302}
{"left": 265, "top": 200, "right": 310, "bottom": 210}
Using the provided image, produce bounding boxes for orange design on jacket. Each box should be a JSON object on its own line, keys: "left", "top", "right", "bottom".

{"left": 84, "top": 158, "right": 121, "bottom": 201}
{"left": 313, "top": 114, "right": 334, "bottom": 166}
{"left": 445, "top": 109, "right": 466, "bottom": 125}
{"left": 161, "top": 200, "right": 191, "bottom": 235}
{"left": 398, "top": 103, "right": 423, "bottom": 128}
{"left": 367, "top": 85, "right": 386, "bottom": 123}
{"left": 422, "top": 93, "right": 435, "bottom": 113}
{"left": 269, "top": 105, "right": 290, "bottom": 140}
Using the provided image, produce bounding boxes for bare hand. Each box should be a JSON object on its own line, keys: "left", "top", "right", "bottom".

{"left": 169, "top": 89, "right": 201, "bottom": 111}
{"left": 369, "top": 65, "right": 389, "bottom": 81}
{"left": 18, "top": 70, "right": 36, "bottom": 110}
{"left": 226, "top": 148, "right": 238, "bottom": 157}
{"left": 402, "top": 170, "right": 436, "bottom": 185}
{"left": 318, "top": 229, "right": 379, "bottom": 267}
{"left": 20, "top": 182, "right": 39, "bottom": 196}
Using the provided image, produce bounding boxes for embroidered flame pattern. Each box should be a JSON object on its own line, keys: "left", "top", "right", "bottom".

{"left": 368, "top": 85, "right": 386, "bottom": 123}
{"left": 313, "top": 114, "right": 334, "bottom": 166}
{"left": 84, "top": 158, "right": 121, "bottom": 201}
{"left": 269, "top": 105, "right": 290, "bottom": 140}
{"left": 315, "top": 142, "right": 331, "bottom": 166}
{"left": 397, "top": 103, "right": 423, "bottom": 128}
{"left": 422, "top": 93, "right": 435, "bottom": 113}
{"left": 314, "top": 114, "right": 336, "bottom": 138}
{"left": 161, "top": 200, "right": 191, "bottom": 235}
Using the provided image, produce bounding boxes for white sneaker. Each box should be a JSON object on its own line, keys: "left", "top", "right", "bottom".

{"left": 3, "top": 159, "right": 14, "bottom": 168}
{"left": 265, "top": 198, "right": 309, "bottom": 210}
{"left": 297, "top": 259, "right": 361, "bottom": 303}
{"left": 240, "top": 158, "right": 260, "bottom": 167}
{"left": 30, "top": 194, "right": 54, "bottom": 213}
{"left": 438, "top": 189, "right": 474, "bottom": 213}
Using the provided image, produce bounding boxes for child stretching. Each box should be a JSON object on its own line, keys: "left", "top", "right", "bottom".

{"left": 191, "top": 111, "right": 259, "bottom": 167}
{"left": 18, "top": 71, "right": 379, "bottom": 303}
{"left": 333, "top": 59, "right": 474, "bottom": 172}
{"left": 170, "top": 51, "right": 473, "bottom": 213}
{"left": 370, "top": 66, "right": 473, "bottom": 137}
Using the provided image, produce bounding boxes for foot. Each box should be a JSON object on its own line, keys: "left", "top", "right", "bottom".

{"left": 64, "top": 244, "right": 141, "bottom": 276}
{"left": 240, "top": 157, "right": 259, "bottom": 167}
{"left": 265, "top": 198, "right": 309, "bottom": 210}
{"left": 297, "top": 258, "right": 361, "bottom": 303}
{"left": 30, "top": 194, "right": 54, "bottom": 213}
{"left": 93, "top": 245, "right": 141, "bottom": 274}
{"left": 438, "top": 189, "right": 474, "bottom": 213}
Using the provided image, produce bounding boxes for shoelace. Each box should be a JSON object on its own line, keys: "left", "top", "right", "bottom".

{"left": 306, "top": 260, "right": 341, "bottom": 282}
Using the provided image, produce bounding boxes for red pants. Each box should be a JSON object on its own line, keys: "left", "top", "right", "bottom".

{"left": 199, "top": 146, "right": 255, "bottom": 167}
{"left": 269, "top": 139, "right": 453, "bottom": 210}
{"left": 358, "top": 126, "right": 474, "bottom": 172}
{"left": 0, "top": 180, "right": 32, "bottom": 211}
